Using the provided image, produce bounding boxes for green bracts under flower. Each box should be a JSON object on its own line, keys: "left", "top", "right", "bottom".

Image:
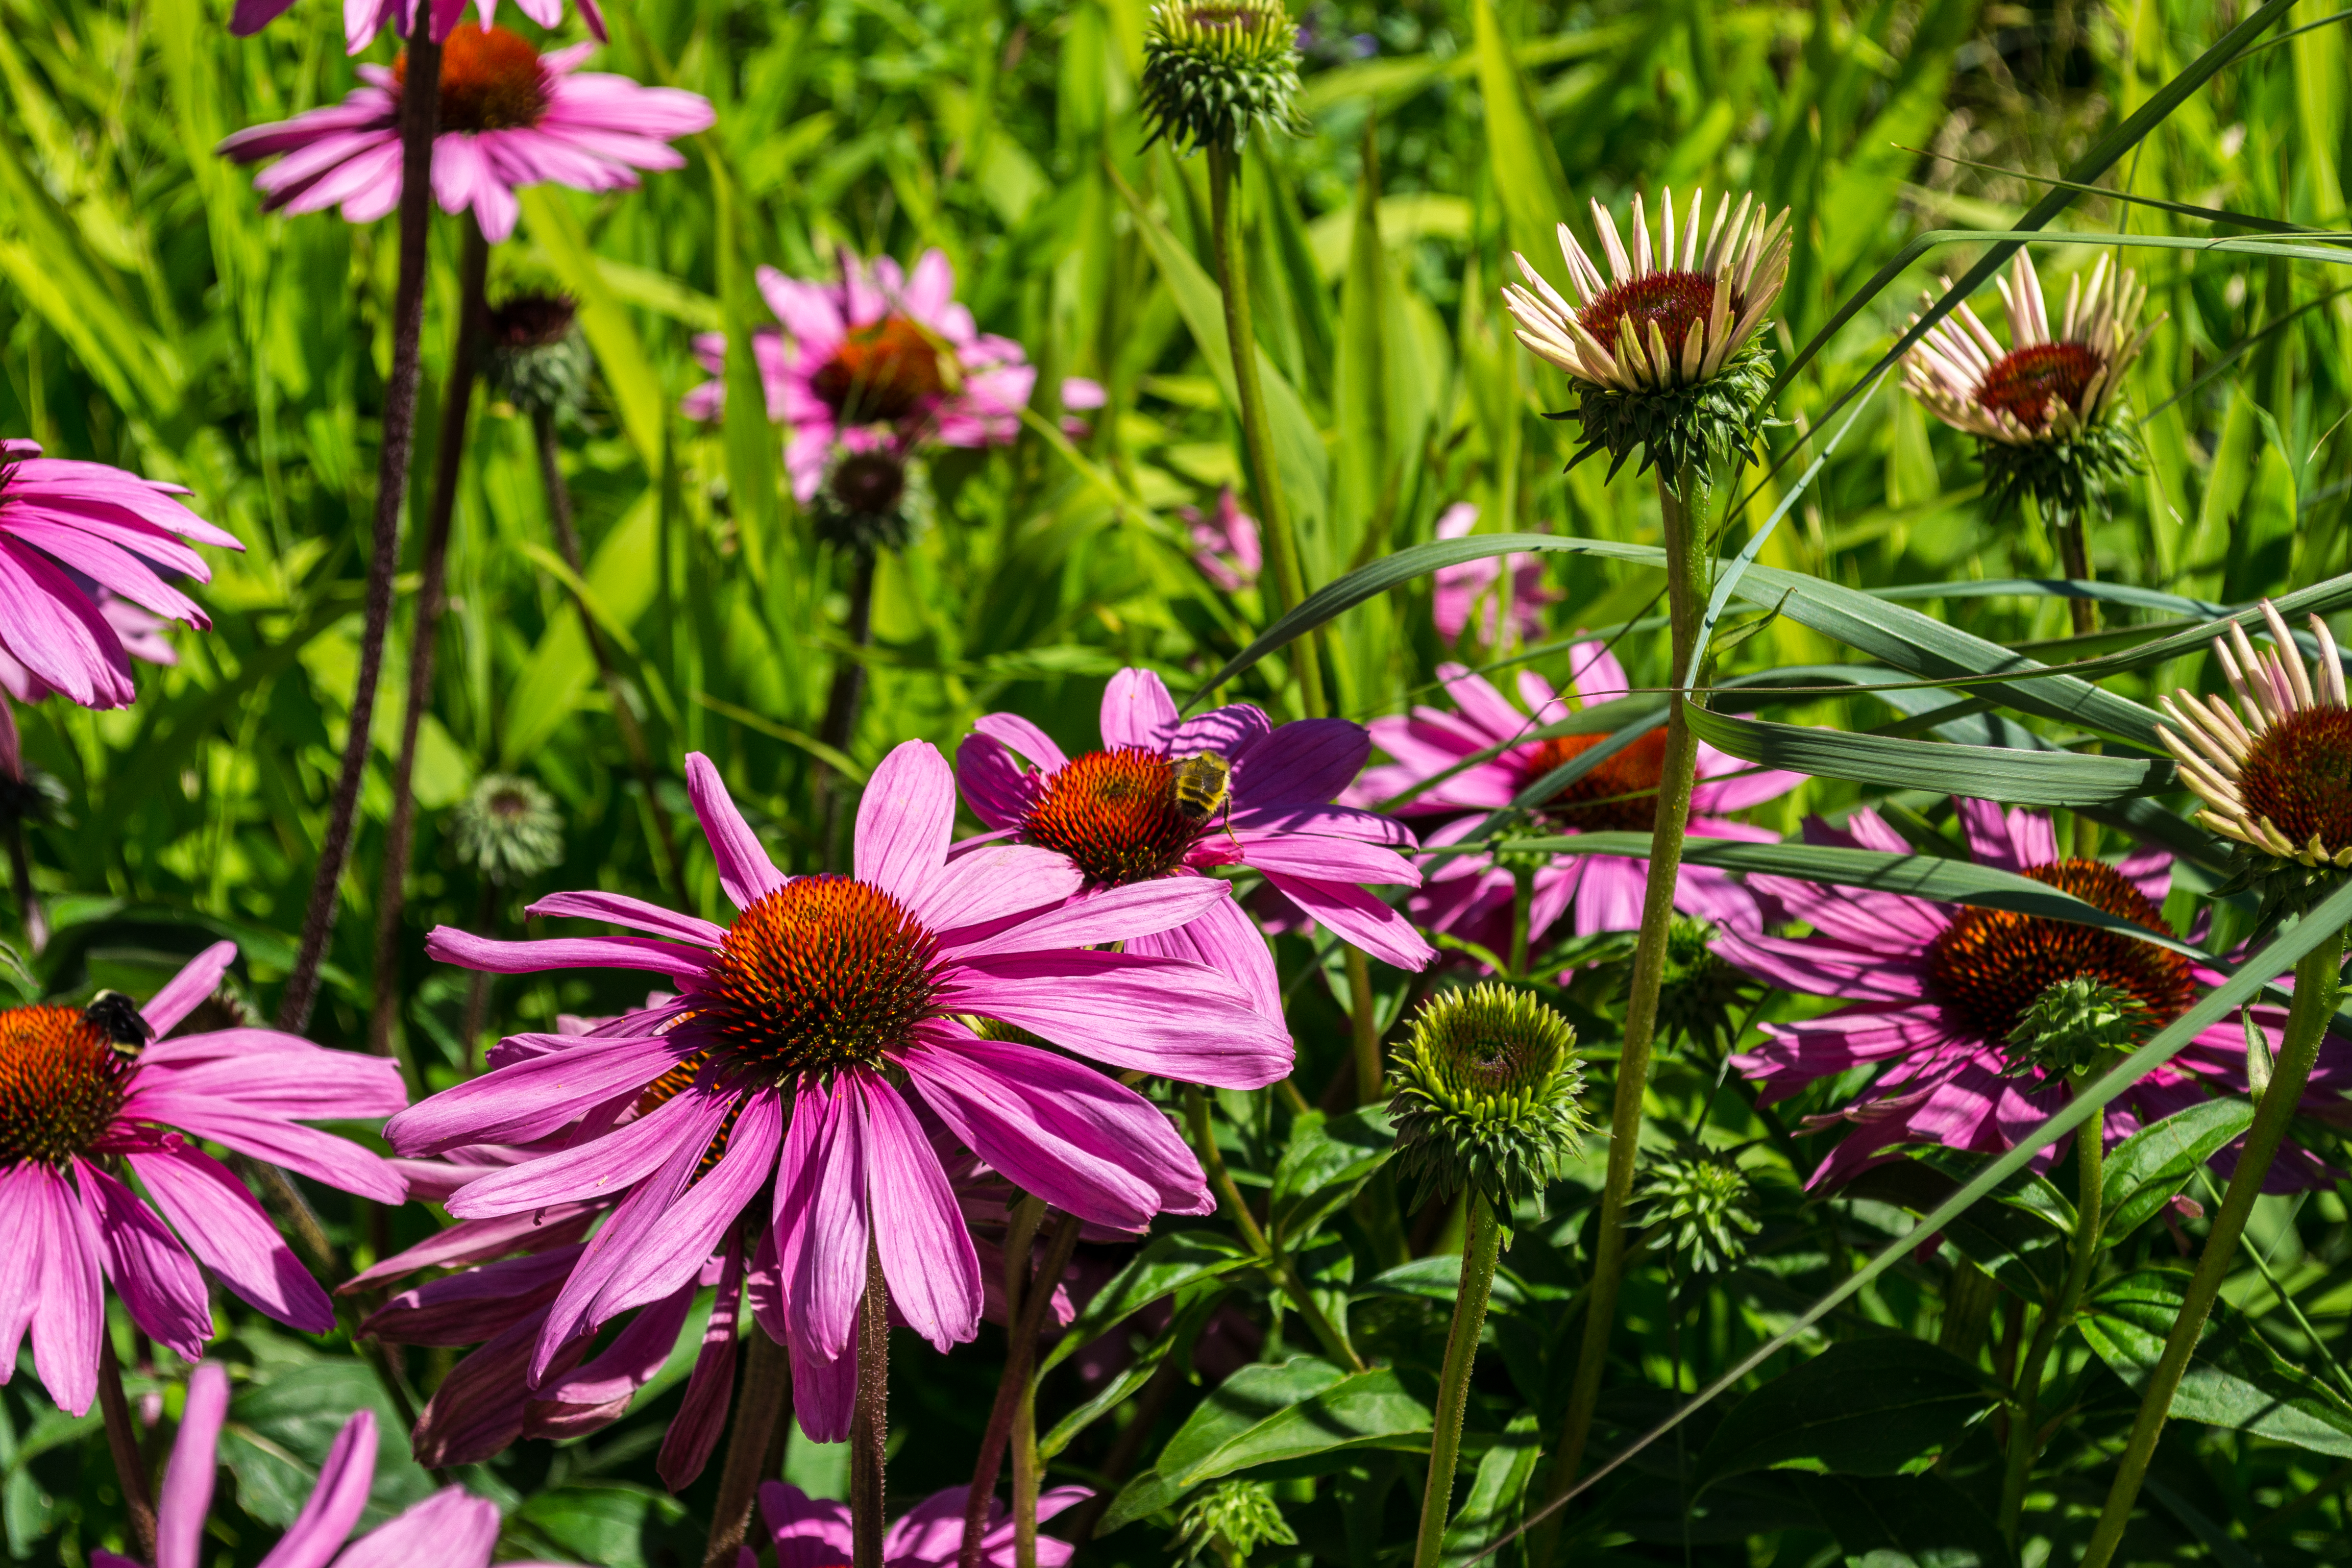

{"left": 1388, "top": 982, "right": 1592, "bottom": 1210}
{"left": 1139, "top": 0, "right": 1307, "bottom": 155}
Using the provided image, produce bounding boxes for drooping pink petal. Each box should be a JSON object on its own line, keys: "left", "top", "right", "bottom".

{"left": 657, "top": 1238, "right": 745, "bottom": 1492}
{"left": 426, "top": 925, "right": 713, "bottom": 979}
{"left": 760, "top": 1480, "right": 855, "bottom": 1565}
{"left": 947, "top": 875, "right": 1235, "bottom": 958}
{"left": 156, "top": 1361, "right": 231, "bottom": 1568}
{"left": 441, "top": 1081, "right": 727, "bottom": 1218}
{"left": 785, "top": 1334, "right": 857, "bottom": 1446}
{"left": 1125, "top": 880, "right": 1283, "bottom": 1020}
{"left": 1229, "top": 716, "right": 1370, "bottom": 806}
{"left": 528, "top": 890, "right": 728, "bottom": 947}
{"left": 851, "top": 1070, "right": 982, "bottom": 1352}
{"left": 1259, "top": 872, "right": 1436, "bottom": 972}
{"left": 774, "top": 1075, "right": 869, "bottom": 1362}
{"left": 130, "top": 1144, "right": 334, "bottom": 1333}
{"left": 253, "top": 1407, "right": 376, "bottom": 1568}
{"left": 912, "top": 843, "right": 1083, "bottom": 935}
{"left": 382, "top": 1032, "right": 697, "bottom": 1155}
{"left": 74, "top": 1160, "right": 211, "bottom": 1361}
{"left": 943, "top": 950, "right": 1293, "bottom": 1087}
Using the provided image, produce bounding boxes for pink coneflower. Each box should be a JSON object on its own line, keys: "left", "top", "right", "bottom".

{"left": 389, "top": 742, "right": 1282, "bottom": 1439}
{"left": 0, "top": 440, "right": 240, "bottom": 711}
{"left": 93, "top": 1361, "right": 505, "bottom": 1568}
{"left": 1350, "top": 649, "right": 1799, "bottom": 957}
{"left": 682, "top": 251, "right": 1036, "bottom": 503}
{"left": 229, "top": 0, "right": 607, "bottom": 55}
{"left": 1060, "top": 376, "right": 1108, "bottom": 439}
{"left": 957, "top": 668, "right": 1433, "bottom": 1017}
{"left": 1717, "top": 798, "right": 2349, "bottom": 1189}
{"left": 755, "top": 1479, "right": 1088, "bottom": 1567}
{"left": 0, "top": 591, "right": 176, "bottom": 707}
{"left": 1431, "top": 503, "right": 1556, "bottom": 647}
{"left": 0, "top": 943, "right": 406, "bottom": 1415}
{"left": 218, "top": 24, "right": 715, "bottom": 245}
{"left": 1903, "top": 252, "right": 2153, "bottom": 446}
{"left": 1185, "top": 488, "right": 1262, "bottom": 593}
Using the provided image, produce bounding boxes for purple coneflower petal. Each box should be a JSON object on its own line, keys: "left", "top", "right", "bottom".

{"left": 531, "top": 1277, "right": 698, "bottom": 1436}
{"left": 255, "top": 1406, "right": 376, "bottom": 1568}
{"left": 383, "top": 1032, "right": 696, "bottom": 1155}
{"left": 686, "top": 752, "right": 788, "bottom": 909}
{"left": 589, "top": 1089, "right": 780, "bottom": 1322}
{"left": 1125, "top": 886, "right": 1283, "bottom": 1019}
{"left": 761, "top": 1480, "right": 855, "bottom": 1561}
{"left": 855, "top": 740, "right": 957, "bottom": 906}
{"left": 657, "top": 1240, "right": 744, "bottom": 1492}
{"left": 331, "top": 1487, "right": 500, "bottom": 1568}
{"left": 129, "top": 1144, "right": 335, "bottom": 1334}
{"left": 853, "top": 1070, "right": 983, "bottom": 1352}
{"left": 529, "top": 890, "right": 728, "bottom": 947}
{"left": 424, "top": 926, "right": 710, "bottom": 979}
{"left": 775, "top": 1076, "right": 868, "bottom": 1360}
{"left": 785, "top": 1335, "right": 858, "bottom": 1444}
{"left": 949, "top": 875, "right": 1234, "bottom": 958}
{"left": 1101, "top": 667, "right": 1181, "bottom": 751}
{"left": 914, "top": 843, "right": 1083, "bottom": 934}
{"left": 155, "top": 1362, "right": 230, "bottom": 1568}
{"left": 141, "top": 941, "right": 239, "bottom": 1037}
{"left": 125, "top": 1097, "right": 405, "bottom": 1202}
{"left": 972, "top": 712, "right": 1070, "bottom": 773}
{"left": 364, "top": 1247, "right": 576, "bottom": 1345}
{"left": 1230, "top": 716, "right": 1370, "bottom": 806}
{"left": 74, "top": 1161, "right": 211, "bottom": 1360}
{"left": 1260, "top": 872, "right": 1436, "bottom": 971}
{"left": 21, "top": 1162, "right": 104, "bottom": 1414}
{"left": 945, "top": 950, "right": 1292, "bottom": 1088}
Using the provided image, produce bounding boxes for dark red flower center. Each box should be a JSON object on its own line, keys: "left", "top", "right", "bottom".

{"left": 398, "top": 23, "right": 550, "bottom": 134}
{"left": 2236, "top": 706, "right": 2352, "bottom": 853}
{"left": 700, "top": 878, "right": 938, "bottom": 1081}
{"left": 1577, "top": 271, "right": 1736, "bottom": 361}
{"left": 1974, "top": 341, "right": 2102, "bottom": 430}
{"left": 1023, "top": 748, "right": 1198, "bottom": 886}
{"left": 0, "top": 1004, "right": 135, "bottom": 1166}
{"left": 811, "top": 316, "right": 950, "bottom": 424}
{"left": 1926, "top": 860, "right": 2193, "bottom": 1048}
{"left": 1522, "top": 729, "right": 1671, "bottom": 834}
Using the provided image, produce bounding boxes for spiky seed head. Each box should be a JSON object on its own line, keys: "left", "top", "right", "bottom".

{"left": 450, "top": 773, "right": 565, "bottom": 884}
{"left": 1654, "top": 915, "right": 1749, "bottom": 1051}
{"left": 1171, "top": 1479, "right": 1296, "bottom": 1566}
{"left": 1140, "top": 0, "right": 1307, "bottom": 156}
{"left": 2001, "top": 973, "right": 2151, "bottom": 1079}
{"left": 810, "top": 447, "right": 930, "bottom": 554}
{"left": 1633, "top": 1144, "right": 1761, "bottom": 1275}
{"left": 1388, "top": 982, "right": 1590, "bottom": 1209}
{"left": 485, "top": 292, "right": 593, "bottom": 419}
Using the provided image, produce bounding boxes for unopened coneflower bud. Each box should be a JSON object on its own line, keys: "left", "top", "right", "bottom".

{"left": 485, "top": 292, "right": 593, "bottom": 420}
{"left": 1140, "top": 0, "right": 1308, "bottom": 156}
{"left": 2002, "top": 973, "right": 2150, "bottom": 1080}
{"left": 1171, "top": 1478, "right": 1296, "bottom": 1566}
{"left": 1632, "top": 1144, "right": 1761, "bottom": 1275}
{"left": 1655, "top": 914, "right": 1750, "bottom": 1052}
{"left": 449, "top": 773, "right": 565, "bottom": 885}
{"left": 810, "top": 446, "right": 930, "bottom": 554}
{"left": 1388, "top": 982, "right": 1591, "bottom": 1210}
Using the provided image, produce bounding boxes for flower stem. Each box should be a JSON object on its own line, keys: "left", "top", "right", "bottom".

{"left": 366, "top": 215, "right": 490, "bottom": 1069}
{"left": 2053, "top": 502, "right": 2099, "bottom": 638}
{"left": 534, "top": 407, "right": 689, "bottom": 909}
{"left": 1184, "top": 1085, "right": 1364, "bottom": 1371}
{"left": 1998, "top": 1085, "right": 2104, "bottom": 1538}
{"left": 961, "top": 1211, "right": 1083, "bottom": 1568}
{"left": 814, "top": 545, "right": 879, "bottom": 873}
{"left": 1531, "top": 463, "right": 1710, "bottom": 1563}
{"left": 2080, "top": 926, "right": 2346, "bottom": 1568}
{"left": 853, "top": 1235, "right": 890, "bottom": 1568}
{"left": 701, "top": 1329, "right": 791, "bottom": 1568}
{"left": 1205, "top": 142, "right": 1322, "bottom": 719}
{"left": 96, "top": 1334, "right": 156, "bottom": 1564}
{"left": 277, "top": 9, "right": 440, "bottom": 1036}
{"left": 1413, "top": 1191, "right": 1504, "bottom": 1568}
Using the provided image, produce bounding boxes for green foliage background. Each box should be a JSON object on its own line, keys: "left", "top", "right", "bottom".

{"left": 6, "top": 0, "right": 2352, "bottom": 1562}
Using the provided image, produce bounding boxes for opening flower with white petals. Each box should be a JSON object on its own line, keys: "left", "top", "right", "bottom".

{"left": 2159, "top": 601, "right": 2352, "bottom": 874}
{"left": 1904, "top": 252, "right": 2153, "bottom": 448}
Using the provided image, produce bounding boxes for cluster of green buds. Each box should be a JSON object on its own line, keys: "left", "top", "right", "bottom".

{"left": 1139, "top": 0, "right": 1307, "bottom": 155}
{"left": 449, "top": 773, "right": 566, "bottom": 885}
{"left": 810, "top": 447, "right": 931, "bottom": 554}
{"left": 2002, "top": 973, "right": 2151, "bottom": 1080}
{"left": 1388, "top": 982, "right": 1591, "bottom": 1211}
{"left": 484, "top": 292, "right": 593, "bottom": 422}
{"left": 1171, "top": 1479, "right": 1296, "bottom": 1566}
{"left": 1633, "top": 1144, "right": 1762, "bottom": 1275}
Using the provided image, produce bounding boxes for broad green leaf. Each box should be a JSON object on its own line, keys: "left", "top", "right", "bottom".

{"left": 1472, "top": 0, "right": 1573, "bottom": 284}
{"left": 1693, "top": 1338, "right": 1999, "bottom": 1490}
{"left": 1439, "top": 1412, "right": 1541, "bottom": 1566}
{"left": 1098, "top": 1466, "right": 1189, "bottom": 1536}
{"left": 1152, "top": 1358, "right": 1348, "bottom": 1490}
{"left": 1681, "top": 704, "right": 2172, "bottom": 807}
{"left": 2082, "top": 1269, "right": 2352, "bottom": 1456}
{"left": 1036, "top": 1231, "right": 1251, "bottom": 1381}
{"left": 1845, "top": 1159, "right": 2066, "bottom": 1299}
{"left": 1790, "top": 1473, "right": 2015, "bottom": 1568}
{"left": 1268, "top": 1105, "right": 1396, "bottom": 1250}
{"left": 220, "top": 1360, "right": 437, "bottom": 1530}
{"left": 510, "top": 1484, "right": 691, "bottom": 1568}
{"left": 2098, "top": 1099, "right": 2258, "bottom": 1244}
{"left": 1160, "top": 1363, "right": 1432, "bottom": 1487}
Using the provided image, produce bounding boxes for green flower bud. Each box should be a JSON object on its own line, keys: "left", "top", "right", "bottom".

{"left": 1140, "top": 0, "right": 1307, "bottom": 156}
{"left": 450, "top": 773, "right": 565, "bottom": 885}
{"left": 1171, "top": 1479, "right": 1296, "bottom": 1566}
{"left": 1388, "top": 982, "right": 1591, "bottom": 1210}
{"left": 2001, "top": 973, "right": 2150, "bottom": 1079}
{"left": 1633, "top": 1144, "right": 1761, "bottom": 1275}
{"left": 810, "top": 448, "right": 931, "bottom": 554}
{"left": 1654, "top": 915, "right": 1750, "bottom": 1052}
{"left": 485, "top": 292, "right": 593, "bottom": 420}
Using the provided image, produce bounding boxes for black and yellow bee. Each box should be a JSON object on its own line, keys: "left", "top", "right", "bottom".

{"left": 85, "top": 989, "right": 154, "bottom": 1058}
{"left": 1172, "top": 751, "right": 1240, "bottom": 850}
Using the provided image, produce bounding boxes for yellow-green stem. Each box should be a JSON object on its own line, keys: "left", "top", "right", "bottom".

{"left": 1998, "top": 1089, "right": 2103, "bottom": 1538}
{"left": 1185, "top": 1085, "right": 1364, "bottom": 1371}
{"left": 1206, "top": 143, "right": 1323, "bottom": 719}
{"left": 2081, "top": 928, "right": 2346, "bottom": 1568}
{"left": 1413, "top": 1193, "right": 1504, "bottom": 1568}
{"left": 1530, "top": 464, "right": 1709, "bottom": 1565}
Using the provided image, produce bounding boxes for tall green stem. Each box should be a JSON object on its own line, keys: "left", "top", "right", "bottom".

{"left": 2081, "top": 928, "right": 2346, "bottom": 1568}
{"left": 1206, "top": 143, "right": 1322, "bottom": 719}
{"left": 96, "top": 1335, "right": 156, "bottom": 1564}
{"left": 1413, "top": 1193, "right": 1504, "bottom": 1568}
{"left": 1998, "top": 1089, "right": 2104, "bottom": 1537}
{"left": 852, "top": 1236, "right": 890, "bottom": 1568}
{"left": 1530, "top": 464, "right": 1709, "bottom": 1564}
